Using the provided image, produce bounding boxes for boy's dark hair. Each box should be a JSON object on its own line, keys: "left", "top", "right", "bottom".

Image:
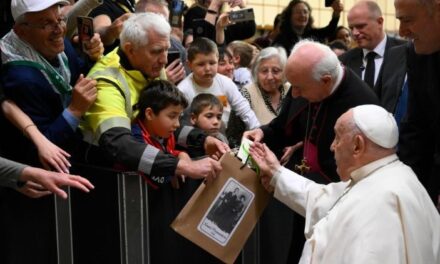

{"left": 136, "top": 80, "right": 188, "bottom": 120}
{"left": 190, "top": 93, "right": 223, "bottom": 116}
{"left": 187, "top": 37, "right": 219, "bottom": 62}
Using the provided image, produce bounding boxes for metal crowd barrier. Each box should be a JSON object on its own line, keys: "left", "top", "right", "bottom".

{"left": 117, "top": 171, "right": 150, "bottom": 264}
{"left": 54, "top": 167, "right": 260, "bottom": 264}
{"left": 242, "top": 223, "right": 261, "bottom": 264}
{"left": 54, "top": 187, "right": 74, "bottom": 264}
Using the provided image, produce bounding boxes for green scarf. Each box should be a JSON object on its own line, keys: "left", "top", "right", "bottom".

{"left": 0, "top": 30, "right": 72, "bottom": 95}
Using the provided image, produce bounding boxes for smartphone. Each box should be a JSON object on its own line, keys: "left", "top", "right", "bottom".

{"left": 170, "top": 0, "right": 185, "bottom": 27}
{"left": 171, "top": 0, "right": 185, "bottom": 15}
{"left": 77, "top": 16, "right": 94, "bottom": 52}
{"left": 325, "top": 0, "right": 335, "bottom": 7}
{"left": 192, "top": 18, "right": 206, "bottom": 39}
{"left": 228, "top": 8, "right": 255, "bottom": 23}
{"left": 167, "top": 50, "right": 181, "bottom": 66}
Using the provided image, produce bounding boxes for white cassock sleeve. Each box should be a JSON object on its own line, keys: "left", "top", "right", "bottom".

{"left": 271, "top": 167, "right": 348, "bottom": 232}
{"left": 273, "top": 162, "right": 440, "bottom": 264}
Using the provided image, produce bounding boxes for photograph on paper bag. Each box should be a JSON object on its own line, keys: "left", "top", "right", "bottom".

{"left": 198, "top": 178, "right": 254, "bottom": 246}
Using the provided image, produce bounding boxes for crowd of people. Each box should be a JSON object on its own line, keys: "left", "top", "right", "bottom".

{"left": 0, "top": 0, "right": 439, "bottom": 263}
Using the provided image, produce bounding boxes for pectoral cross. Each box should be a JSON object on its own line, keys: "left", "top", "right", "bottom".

{"left": 295, "top": 158, "right": 310, "bottom": 175}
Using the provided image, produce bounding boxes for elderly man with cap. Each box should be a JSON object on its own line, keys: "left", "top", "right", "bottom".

{"left": 0, "top": 0, "right": 103, "bottom": 168}
{"left": 0, "top": 0, "right": 103, "bottom": 263}
{"left": 250, "top": 104, "right": 440, "bottom": 264}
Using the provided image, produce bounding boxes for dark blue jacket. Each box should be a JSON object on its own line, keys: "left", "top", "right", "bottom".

{"left": 0, "top": 39, "right": 85, "bottom": 166}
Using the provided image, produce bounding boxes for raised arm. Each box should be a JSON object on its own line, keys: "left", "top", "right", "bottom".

{"left": 93, "top": 13, "right": 132, "bottom": 47}
{"left": 1, "top": 100, "right": 72, "bottom": 173}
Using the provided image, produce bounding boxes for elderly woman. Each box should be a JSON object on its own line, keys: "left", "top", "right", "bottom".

{"left": 226, "top": 47, "right": 289, "bottom": 146}
{"left": 273, "top": 0, "right": 343, "bottom": 54}
{"left": 242, "top": 47, "right": 289, "bottom": 125}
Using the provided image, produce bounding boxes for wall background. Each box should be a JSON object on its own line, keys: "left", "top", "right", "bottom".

{"left": 183, "top": 0, "right": 400, "bottom": 34}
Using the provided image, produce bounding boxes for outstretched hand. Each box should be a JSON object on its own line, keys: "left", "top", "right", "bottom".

{"left": 204, "top": 136, "right": 230, "bottom": 158}
{"left": 249, "top": 142, "right": 280, "bottom": 192}
{"left": 17, "top": 180, "right": 52, "bottom": 199}
{"left": 242, "top": 128, "right": 264, "bottom": 142}
{"left": 19, "top": 167, "right": 94, "bottom": 199}
{"left": 177, "top": 157, "right": 222, "bottom": 183}
{"left": 37, "top": 138, "right": 72, "bottom": 173}
{"left": 280, "top": 141, "right": 303, "bottom": 166}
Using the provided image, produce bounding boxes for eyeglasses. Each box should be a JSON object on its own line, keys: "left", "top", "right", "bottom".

{"left": 258, "top": 68, "right": 283, "bottom": 76}
{"left": 21, "top": 17, "right": 67, "bottom": 32}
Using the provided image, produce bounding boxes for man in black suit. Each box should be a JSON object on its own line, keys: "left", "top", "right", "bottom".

{"left": 376, "top": 43, "right": 409, "bottom": 129}
{"left": 395, "top": 0, "right": 440, "bottom": 208}
{"left": 339, "top": 0, "right": 406, "bottom": 97}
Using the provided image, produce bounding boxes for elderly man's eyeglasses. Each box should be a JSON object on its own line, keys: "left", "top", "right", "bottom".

{"left": 21, "top": 17, "right": 67, "bottom": 31}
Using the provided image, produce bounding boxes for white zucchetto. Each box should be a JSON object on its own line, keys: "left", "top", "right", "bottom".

{"left": 352, "top": 104, "right": 398, "bottom": 148}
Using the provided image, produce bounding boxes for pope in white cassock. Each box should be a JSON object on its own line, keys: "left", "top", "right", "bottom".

{"left": 250, "top": 104, "right": 440, "bottom": 264}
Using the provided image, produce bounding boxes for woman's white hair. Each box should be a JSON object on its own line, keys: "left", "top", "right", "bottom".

{"left": 291, "top": 39, "right": 341, "bottom": 82}
{"left": 251, "top": 46, "right": 287, "bottom": 84}
{"left": 120, "top": 12, "right": 171, "bottom": 49}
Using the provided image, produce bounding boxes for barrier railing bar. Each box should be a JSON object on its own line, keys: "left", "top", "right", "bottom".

{"left": 54, "top": 186, "right": 74, "bottom": 264}
{"left": 241, "top": 222, "right": 260, "bottom": 264}
{"left": 142, "top": 181, "right": 151, "bottom": 264}
{"left": 118, "top": 172, "right": 147, "bottom": 264}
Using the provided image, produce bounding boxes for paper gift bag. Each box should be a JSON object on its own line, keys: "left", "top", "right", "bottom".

{"left": 171, "top": 152, "right": 270, "bottom": 264}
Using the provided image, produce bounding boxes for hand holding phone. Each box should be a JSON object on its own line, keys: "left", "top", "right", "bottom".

{"left": 166, "top": 51, "right": 185, "bottom": 84}
{"left": 167, "top": 51, "right": 181, "bottom": 66}
{"left": 171, "top": 0, "right": 185, "bottom": 15}
{"left": 228, "top": 8, "right": 255, "bottom": 23}
{"left": 77, "top": 16, "right": 94, "bottom": 52}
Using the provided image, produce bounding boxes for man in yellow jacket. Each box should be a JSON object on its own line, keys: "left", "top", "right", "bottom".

{"left": 82, "top": 13, "right": 228, "bottom": 185}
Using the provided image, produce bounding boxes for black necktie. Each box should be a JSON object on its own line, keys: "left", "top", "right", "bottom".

{"left": 364, "top": 51, "right": 377, "bottom": 88}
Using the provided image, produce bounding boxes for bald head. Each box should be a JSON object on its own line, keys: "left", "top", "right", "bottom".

{"left": 286, "top": 40, "right": 340, "bottom": 102}
{"left": 350, "top": 1, "right": 383, "bottom": 19}
{"left": 348, "top": 0, "right": 385, "bottom": 50}
{"left": 288, "top": 41, "right": 325, "bottom": 79}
